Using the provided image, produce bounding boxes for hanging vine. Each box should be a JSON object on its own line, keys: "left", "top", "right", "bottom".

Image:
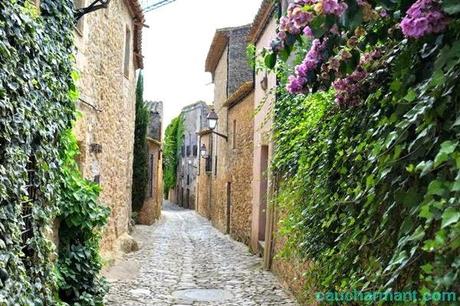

{"left": 0, "top": 0, "right": 109, "bottom": 304}
{"left": 266, "top": 0, "right": 460, "bottom": 303}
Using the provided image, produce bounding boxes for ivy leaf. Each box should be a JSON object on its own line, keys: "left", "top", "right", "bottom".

{"left": 264, "top": 52, "right": 277, "bottom": 69}
{"left": 427, "top": 180, "right": 446, "bottom": 196}
{"left": 434, "top": 141, "right": 458, "bottom": 167}
{"left": 415, "top": 161, "right": 433, "bottom": 177}
{"left": 404, "top": 89, "right": 417, "bottom": 102}
{"left": 442, "top": 0, "right": 460, "bottom": 15}
{"left": 453, "top": 115, "right": 460, "bottom": 128}
{"left": 441, "top": 208, "right": 460, "bottom": 228}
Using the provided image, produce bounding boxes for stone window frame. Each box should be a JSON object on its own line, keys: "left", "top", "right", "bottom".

{"left": 123, "top": 25, "right": 131, "bottom": 79}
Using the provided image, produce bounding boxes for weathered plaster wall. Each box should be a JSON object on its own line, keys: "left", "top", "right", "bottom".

{"left": 73, "top": 0, "right": 138, "bottom": 255}
{"left": 251, "top": 16, "right": 277, "bottom": 254}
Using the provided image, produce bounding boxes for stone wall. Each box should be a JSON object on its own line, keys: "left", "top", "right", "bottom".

{"left": 73, "top": 0, "right": 140, "bottom": 255}
{"left": 227, "top": 91, "right": 254, "bottom": 245}
{"left": 227, "top": 26, "right": 253, "bottom": 96}
{"left": 175, "top": 102, "right": 209, "bottom": 209}
{"left": 138, "top": 140, "right": 163, "bottom": 225}
{"left": 205, "top": 25, "right": 254, "bottom": 235}
{"left": 210, "top": 48, "right": 230, "bottom": 233}
{"left": 196, "top": 132, "right": 212, "bottom": 219}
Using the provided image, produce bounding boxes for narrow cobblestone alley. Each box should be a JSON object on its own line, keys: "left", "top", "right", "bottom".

{"left": 104, "top": 201, "right": 298, "bottom": 306}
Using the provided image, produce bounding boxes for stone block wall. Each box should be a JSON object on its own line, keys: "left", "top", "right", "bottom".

{"left": 227, "top": 26, "right": 253, "bottom": 96}
{"left": 196, "top": 133, "right": 211, "bottom": 219}
{"left": 138, "top": 141, "right": 162, "bottom": 225}
{"left": 207, "top": 25, "right": 254, "bottom": 235}
{"left": 73, "top": 0, "right": 139, "bottom": 255}
{"left": 227, "top": 91, "right": 254, "bottom": 245}
{"left": 176, "top": 102, "right": 209, "bottom": 209}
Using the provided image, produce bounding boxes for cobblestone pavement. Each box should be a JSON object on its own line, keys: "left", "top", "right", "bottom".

{"left": 104, "top": 201, "right": 298, "bottom": 306}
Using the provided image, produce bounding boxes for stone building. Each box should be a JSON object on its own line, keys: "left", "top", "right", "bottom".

{"left": 138, "top": 101, "right": 163, "bottom": 225}
{"left": 174, "top": 101, "right": 209, "bottom": 209}
{"left": 197, "top": 25, "right": 254, "bottom": 244}
{"left": 72, "top": 0, "right": 144, "bottom": 257}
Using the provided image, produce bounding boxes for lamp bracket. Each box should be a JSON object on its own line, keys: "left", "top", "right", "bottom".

{"left": 75, "top": 0, "right": 110, "bottom": 21}
{"left": 212, "top": 131, "right": 228, "bottom": 141}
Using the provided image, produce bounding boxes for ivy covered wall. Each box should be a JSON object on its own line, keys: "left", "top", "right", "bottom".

{"left": 265, "top": 0, "right": 460, "bottom": 303}
{"left": 0, "top": 0, "right": 108, "bottom": 304}
{"left": 163, "top": 116, "right": 184, "bottom": 196}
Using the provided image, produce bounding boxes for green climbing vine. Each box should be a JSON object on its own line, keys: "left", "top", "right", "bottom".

{"left": 267, "top": 0, "right": 460, "bottom": 303}
{"left": 0, "top": 0, "right": 109, "bottom": 304}
{"left": 56, "top": 129, "right": 110, "bottom": 305}
{"left": 163, "top": 116, "right": 184, "bottom": 196}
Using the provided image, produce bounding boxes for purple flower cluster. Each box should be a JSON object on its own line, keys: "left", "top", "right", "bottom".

{"left": 333, "top": 68, "right": 368, "bottom": 107}
{"left": 286, "top": 39, "right": 327, "bottom": 94}
{"left": 400, "top": 0, "right": 448, "bottom": 39}
{"left": 333, "top": 50, "right": 382, "bottom": 107}
{"left": 273, "top": 0, "right": 348, "bottom": 53}
{"left": 279, "top": 2, "right": 314, "bottom": 35}
{"left": 321, "top": 0, "right": 348, "bottom": 16}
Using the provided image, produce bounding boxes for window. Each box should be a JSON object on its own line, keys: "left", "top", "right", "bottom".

{"left": 74, "top": 0, "right": 85, "bottom": 35}
{"left": 186, "top": 145, "right": 191, "bottom": 157}
{"left": 193, "top": 144, "right": 198, "bottom": 157}
{"left": 232, "top": 120, "right": 237, "bottom": 149}
{"left": 123, "top": 27, "right": 131, "bottom": 78}
{"left": 181, "top": 145, "right": 185, "bottom": 157}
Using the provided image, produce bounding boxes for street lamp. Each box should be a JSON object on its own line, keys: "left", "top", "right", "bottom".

{"left": 207, "top": 109, "right": 218, "bottom": 130}
{"left": 200, "top": 144, "right": 208, "bottom": 158}
{"left": 206, "top": 109, "right": 227, "bottom": 141}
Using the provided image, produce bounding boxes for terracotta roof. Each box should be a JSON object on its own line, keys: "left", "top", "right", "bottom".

{"left": 204, "top": 24, "right": 251, "bottom": 75}
{"left": 247, "top": 0, "right": 277, "bottom": 44}
{"left": 124, "top": 0, "right": 145, "bottom": 69}
{"left": 223, "top": 81, "right": 254, "bottom": 108}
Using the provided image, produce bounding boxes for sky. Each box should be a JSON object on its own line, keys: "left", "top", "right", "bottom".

{"left": 142, "top": 0, "right": 263, "bottom": 129}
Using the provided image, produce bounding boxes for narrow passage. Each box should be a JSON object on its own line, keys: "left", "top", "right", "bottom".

{"left": 104, "top": 201, "right": 297, "bottom": 305}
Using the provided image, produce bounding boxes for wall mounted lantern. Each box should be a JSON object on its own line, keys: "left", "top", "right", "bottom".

{"left": 200, "top": 144, "right": 208, "bottom": 159}
{"left": 200, "top": 144, "right": 213, "bottom": 174}
{"left": 75, "top": 0, "right": 110, "bottom": 21}
{"left": 206, "top": 109, "right": 228, "bottom": 141}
